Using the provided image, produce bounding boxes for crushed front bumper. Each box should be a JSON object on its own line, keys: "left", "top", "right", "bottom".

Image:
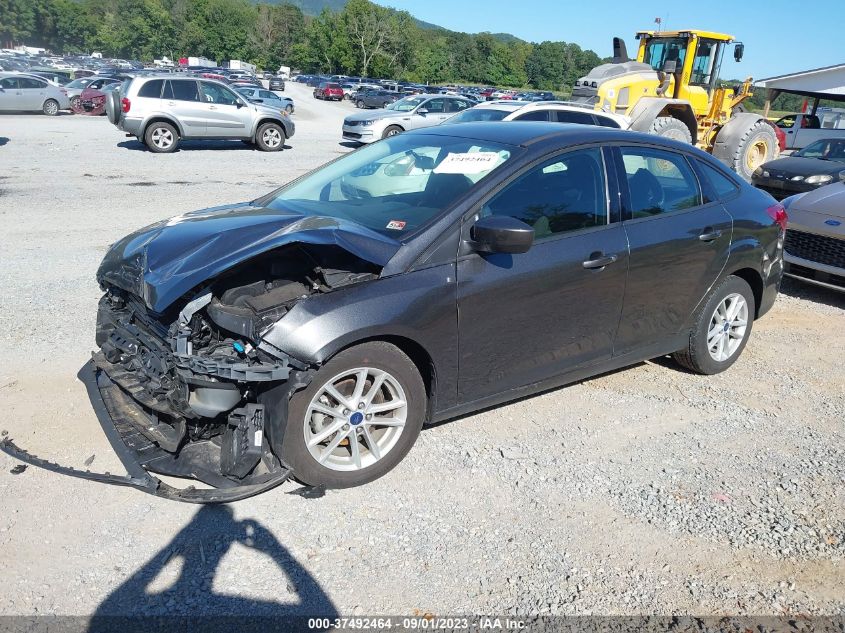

{"left": 0, "top": 362, "right": 292, "bottom": 504}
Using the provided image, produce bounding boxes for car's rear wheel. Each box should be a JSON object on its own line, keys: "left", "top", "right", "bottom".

{"left": 283, "top": 342, "right": 426, "bottom": 488}
{"left": 356, "top": 100, "right": 363, "bottom": 108}
{"left": 382, "top": 125, "right": 403, "bottom": 139}
{"left": 144, "top": 122, "right": 179, "bottom": 153}
{"left": 42, "top": 99, "right": 59, "bottom": 116}
{"left": 256, "top": 122, "right": 285, "bottom": 151}
{"left": 673, "top": 275, "right": 755, "bottom": 375}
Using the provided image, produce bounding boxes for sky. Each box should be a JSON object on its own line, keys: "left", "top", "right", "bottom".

{"left": 376, "top": 0, "right": 843, "bottom": 81}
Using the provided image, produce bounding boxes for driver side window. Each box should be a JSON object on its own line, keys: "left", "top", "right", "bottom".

{"left": 423, "top": 99, "right": 445, "bottom": 113}
{"left": 621, "top": 147, "right": 702, "bottom": 218}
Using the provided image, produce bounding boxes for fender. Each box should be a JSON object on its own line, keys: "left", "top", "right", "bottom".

{"left": 141, "top": 112, "right": 186, "bottom": 138}
{"left": 627, "top": 97, "right": 698, "bottom": 144}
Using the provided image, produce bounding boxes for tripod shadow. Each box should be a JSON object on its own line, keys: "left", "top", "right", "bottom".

{"left": 89, "top": 505, "right": 337, "bottom": 630}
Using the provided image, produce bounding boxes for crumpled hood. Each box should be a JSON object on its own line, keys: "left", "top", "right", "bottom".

{"left": 97, "top": 203, "right": 400, "bottom": 312}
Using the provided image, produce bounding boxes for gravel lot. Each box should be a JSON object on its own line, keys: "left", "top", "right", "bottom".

{"left": 0, "top": 82, "right": 843, "bottom": 620}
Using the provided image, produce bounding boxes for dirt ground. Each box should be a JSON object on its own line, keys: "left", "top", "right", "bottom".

{"left": 0, "top": 82, "right": 843, "bottom": 620}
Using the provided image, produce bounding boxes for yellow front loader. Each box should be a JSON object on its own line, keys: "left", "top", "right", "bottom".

{"left": 572, "top": 29, "right": 778, "bottom": 180}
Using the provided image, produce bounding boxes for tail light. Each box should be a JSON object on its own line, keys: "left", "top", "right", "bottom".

{"left": 121, "top": 97, "right": 131, "bottom": 113}
{"left": 766, "top": 203, "right": 788, "bottom": 231}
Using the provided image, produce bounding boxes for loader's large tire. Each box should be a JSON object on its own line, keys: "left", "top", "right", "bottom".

{"left": 649, "top": 116, "right": 692, "bottom": 143}
{"left": 713, "top": 118, "right": 778, "bottom": 182}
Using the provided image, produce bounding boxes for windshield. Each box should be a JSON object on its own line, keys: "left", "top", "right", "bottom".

{"left": 642, "top": 36, "right": 688, "bottom": 71}
{"left": 66, "top": 78, "right": 93, "bottom": 89}
{"left": 264, "top": 134, "right": 517, "bottom": 238}
{"left": 796, "top": 139, "right": 845, "bottom": 162}
{"left": 387, "top": 96, "right": 426, "bottom": 112}
{"left": 448, "top": 108, "right": 511, "bottom": 123}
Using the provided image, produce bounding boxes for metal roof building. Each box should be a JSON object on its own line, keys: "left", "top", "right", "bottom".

{"left": 756, "top": 63, "right": 845, "bottom": 116}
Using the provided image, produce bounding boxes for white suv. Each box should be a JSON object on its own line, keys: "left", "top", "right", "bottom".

{"left": 444, "top": 100, "right": 631, "bottom": 129}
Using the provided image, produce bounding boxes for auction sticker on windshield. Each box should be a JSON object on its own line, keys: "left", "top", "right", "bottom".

{"left": 434, "top": 152, "right": 501, "bottom": 174}
{"left": 386, "top": 220, "right": 407, "bottom": 230}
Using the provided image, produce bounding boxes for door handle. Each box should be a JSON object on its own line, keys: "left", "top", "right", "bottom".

{"left": 582, "top": 253, "right": 618, "bottom": 270}
{"left": 167, "top": 101, "right": 175, "bottom": 105}
{"left": 699, "top": 228, "right": 722, "bottom": 242}
{"left": 209, "top": 105, "right": 218, "bottom": 110}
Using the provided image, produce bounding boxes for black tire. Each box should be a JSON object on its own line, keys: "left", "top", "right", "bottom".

{"left": 143, "top": 121, "right": 179, "bottom": 153}
{"left": 713, "top": 118, "right": 778, "bottom": 182}
{"left": 42, "top": 99, "right": 59, "bottom": 116}
{"left": 255, "top": 122, "right": 285, "bottom": 152}
{"left": 382, "top": 125, "right": 403, "bottom": 139}
{"left": 355, "top": 100, "right": 364, "bottom": 108}
{"left": 283, "top": 341, "right": 426, "bottom": 488}
{"left": 70, "top": 96, "right": 81, "bottom": 111}
{"left": 649, "top": 116, "right": 692, "bottom": 143}
{"left": 673, "top": 275, "right": 756, "bottom": 375}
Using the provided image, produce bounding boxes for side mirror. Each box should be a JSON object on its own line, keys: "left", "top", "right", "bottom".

{"left": 417, "top": 107, "right": 428, "bottom": 115}
{"left": 236, "top": 100, "right": 246, "bottom": 108}
{"left": 734, "top": 43, "right": 744, "bottom": 62}
{"left": 469, "top": 215, "right": 534, "bottom": 254}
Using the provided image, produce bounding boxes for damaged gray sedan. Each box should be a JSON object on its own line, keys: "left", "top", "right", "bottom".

{"left": 2, "top": 122, "right": 784, "bottom": 501}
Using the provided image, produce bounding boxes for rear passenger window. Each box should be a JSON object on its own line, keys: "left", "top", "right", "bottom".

{"left": 697, "top": 161, "right": 740, "bottom": 199}
{"left": 18, "top": 77, "right": 46, "bottom": 89}
{"left": 621, "top": 147, "right": 702, "bottom": 217}
{"left": 554, "top": 110, "right": 595, "bottom": 125}
{"left": 166, "top": 80, "right": 199, "bottom": 102}
{"left": 594, "top": 115, "right": 620, "bottom": 128}
{"left": 137, "top": 80, "right": 163, "bottom": 98}
{"left": 513, "top": 110, "right": 550, "bottom": 121}
{"left": 482, "top": 148, "right": 608, "bottom": 238}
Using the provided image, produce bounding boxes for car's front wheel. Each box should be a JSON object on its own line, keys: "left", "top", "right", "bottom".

{"left": 42, "top": 99, "right": 59, "bottom": 116}
{"left": 255, "top": 122, "right": 285, "bottom": 151}
{"left": 283, "top": 342, "right": 426, "bottom": 488}
{"left": 673, "top": 275, "right": 755, "bottom": 375}
{"left": 382, "top": 125, "right": 403, "bottom": 139}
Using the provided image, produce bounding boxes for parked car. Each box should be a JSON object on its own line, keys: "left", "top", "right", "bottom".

{"left": 0, "top": 72, "right": 70, "bottom": 115}
{"left": 343, "top": 94, "right": 473, "bottom": 143}
{"left": 774, "top": 112, "right": 845, "bottom": 150}
{"left": 354, "top": 89, "right": 399, "bottom": 109}
{"left": 314, "top": 82, "right": 343, "bottom": 101}
{"left": 765, "top": 119, "right": 787, "bottom": 153}
{"left": 105, "top": 76, "right": 295, "bottom": 153}
{"left": 75, "top": 82, "right": 121, "bottom": 115}
{"left": 235, "top": 86, "right": 294, "bottom": 114}
{"left": 780, "top": 183, "right": 845, "bottom": 292}
{"left": 0, "top": 123, "right": 785, "bottom": 500}
{"left": 268, "top": 76, "right": 285, "bottom": 91}
{"left": 66, "top": 76, "right": 122, "bottom": 110}
{"left": 752, "top": 138, "right": 845, "bottom": 200}
{"left": 444, "top": 100, "right": 631, "bottom": 129}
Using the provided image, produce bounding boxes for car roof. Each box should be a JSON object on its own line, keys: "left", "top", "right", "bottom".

{"left": 409, "top": 120, "right": 701, "bottom": 152}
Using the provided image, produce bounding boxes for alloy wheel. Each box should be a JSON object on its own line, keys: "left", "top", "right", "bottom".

{"left": 262, "top": 127, "right": 282, "bottom": 148}
{"left": 707, "top": 293, "right": 749, "bottom": 362}
{"left": 303, "top": 367, "right": 408, "bottom": 471}
{"left": 151, "top": 127, "right": 174, "bottom": 150}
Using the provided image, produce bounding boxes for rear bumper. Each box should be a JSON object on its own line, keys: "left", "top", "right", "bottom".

{"left": 0, "top": 362, "right": 292, "bottom": 504}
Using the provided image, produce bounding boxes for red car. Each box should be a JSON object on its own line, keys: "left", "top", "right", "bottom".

{"left": 314, "top": 82, "right": 344, "bottom": 101}
{"left": 765, "top": 119, "right": 787, "bottom": 153}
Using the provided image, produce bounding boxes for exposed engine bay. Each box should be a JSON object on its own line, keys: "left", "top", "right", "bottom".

{"left": 1, "top": 244, "right": 380, "bottom": 502}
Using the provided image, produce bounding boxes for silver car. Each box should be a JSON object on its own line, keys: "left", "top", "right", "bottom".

{"left": 107, "top": 75, "right": 295, "bottom": 153}
{"left": 782, "top": 181, "right": 845, "bottom": 292}
{"left": 0, "top": 72, "right": 70, "bottom": 115}
{"left": 342, "top": 94, "right": 473, "bottom": 143}
{"left": 234, "top": 86, "right": 294, "bottom": 114}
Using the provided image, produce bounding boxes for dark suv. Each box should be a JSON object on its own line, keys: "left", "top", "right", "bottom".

{"left": 354, "top": 89, "right": 399, "bottom": 109}
{"left": 268, "top": 76, "right": 285, "bottom": 91}
{"left": 3, "top": 123, "right": 785, "bottom": 502}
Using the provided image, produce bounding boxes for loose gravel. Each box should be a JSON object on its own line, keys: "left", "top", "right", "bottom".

{"left": 0, "top": 83, "right": 843, "bottom": 619}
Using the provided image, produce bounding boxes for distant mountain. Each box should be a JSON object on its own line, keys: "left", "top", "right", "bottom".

{"left": 262, "top": 0, "right": 526, "bottom": 44}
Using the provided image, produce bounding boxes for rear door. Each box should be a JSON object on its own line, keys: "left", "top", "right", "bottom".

{"left": 162, "top": 79, "right": 206, "bottom": 137}
{"left": 0, "top": 77, "right": 22, "bottom": 111}
{"left": 612, "top": 144, "right": 732, "bottom": 355}
{"left": 457, "top": 146, "right": 629, "bottom": 402}
{"left": 198, "top": 81, "right": 252, "bottom": 138}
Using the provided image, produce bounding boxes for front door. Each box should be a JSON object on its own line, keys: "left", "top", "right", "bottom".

{"left": 457, "top": 147, "right": 629, "bottom": 403}
{"left": 198, "top": 81, "right": 252, "bottom": 138}
{"left": 18, "top": 76, "right": 47, "bottom": 110}
{"left": 613, "top": 145, "right": 732, "bottom": 355}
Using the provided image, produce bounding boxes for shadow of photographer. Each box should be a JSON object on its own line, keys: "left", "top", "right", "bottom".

{"left": 88, "top": 505, "right": 337, "bottom": 632}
